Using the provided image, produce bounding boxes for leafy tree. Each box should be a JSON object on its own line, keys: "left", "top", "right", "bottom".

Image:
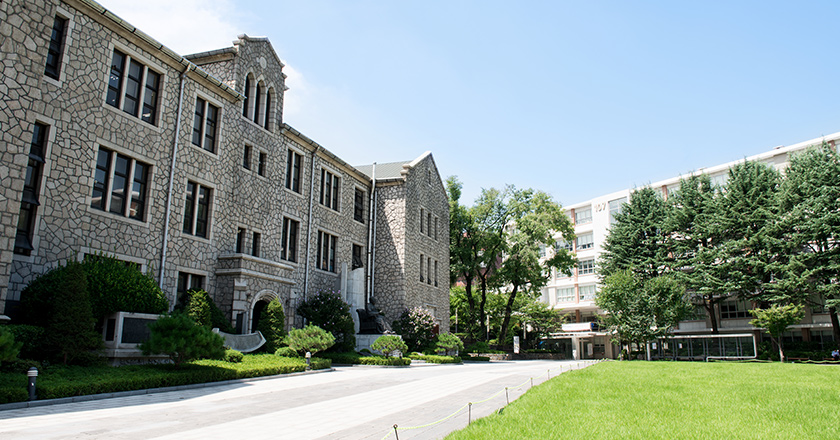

{"left": 749, "top": 304, "right": 804, "bottom": 362}
{"left": 392, "top": 307, "right": 437, "bottom": 352}
{"left": 0, "top": 327, "right": 22, "bottom": 365}
{"left": 496, "top": 187, "right": 575, "bottom": 342}
{"left": 371, "top": 335, "right": 408, "bottom": 357}
{"left": 771, "top": 144, "right": 840, "bottom": 347}
{"left": 297, "top": 291, "right": 355, "bottom": 352}
{"left": 181, "top": 289, "right": 234, "bottom": 333}
{"left": 596, "top": 270, "right": 690, "bottom": 358}
{"left": 286, "top": 325, "right": 335, "bottom": 355}
{"left": 257, "top": 298, "right": 287, "bottom": 353}
{"left": 140, "top": 312, "right": 225, "bottom": 366}
{"left": 600, "top": 187, "right": 669, "bottom": 281}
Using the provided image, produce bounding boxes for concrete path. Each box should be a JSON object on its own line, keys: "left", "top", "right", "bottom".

{"left": 0, "top": 359, "right": 601, "bottom": 440}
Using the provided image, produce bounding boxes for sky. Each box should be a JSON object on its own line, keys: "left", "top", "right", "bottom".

{"left": 97, "top": 0, "right": 840, "bottom": 207}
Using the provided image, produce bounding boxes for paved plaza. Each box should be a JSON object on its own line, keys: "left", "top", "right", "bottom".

{"left": 0, "top": 359, "right": 599, "bottom": 439}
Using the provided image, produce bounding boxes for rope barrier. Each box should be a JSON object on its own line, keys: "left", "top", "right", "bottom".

{"left": 379, "top": 359, "right": 603, "bottom": 439}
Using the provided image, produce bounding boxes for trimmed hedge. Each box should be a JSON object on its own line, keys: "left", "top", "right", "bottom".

{"left": 463, "top": 355, "right": 491, "bottom": 362}
{"left": 320, "top": 352, "right": 411, "bottom": 366}
{"left": 409, "top": 354, "right": 462, "bottom": 364}
{"left": 0, "top": 354, "right": 331, "bottom": 404}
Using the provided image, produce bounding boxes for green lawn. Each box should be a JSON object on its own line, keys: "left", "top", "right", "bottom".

{"left": 445, "top": 361, "right": 840, "bottom": 439}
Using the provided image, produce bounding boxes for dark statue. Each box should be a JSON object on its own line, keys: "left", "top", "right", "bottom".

{"left": 356, "top": 298, "right": 393, "bottom": 334}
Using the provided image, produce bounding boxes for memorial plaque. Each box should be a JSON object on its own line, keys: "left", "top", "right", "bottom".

{"left": 121, "top": 317, "right": 155, "bottom": 344}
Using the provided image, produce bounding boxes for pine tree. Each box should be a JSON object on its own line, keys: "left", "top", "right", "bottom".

{"left": 44, "top": 261, "right": 101, "bottom": 364}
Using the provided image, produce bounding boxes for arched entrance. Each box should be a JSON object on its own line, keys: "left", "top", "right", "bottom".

{"left": 249, "top": 290, "right": 280, "bottom": 333}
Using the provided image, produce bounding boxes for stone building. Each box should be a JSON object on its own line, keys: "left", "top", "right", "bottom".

{"left": 0, "top": 0, "right": 450, "bottom": 334}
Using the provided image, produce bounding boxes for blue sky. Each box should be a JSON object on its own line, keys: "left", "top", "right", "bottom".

{"left": 99, "top": 0, "right": 840, "bottom": 206}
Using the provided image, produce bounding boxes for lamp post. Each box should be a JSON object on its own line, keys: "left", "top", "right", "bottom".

{"left": 27, "top": 367, "right": 38, "bottom": 401}
{"left": 305, "top": 351, "right": 311, "bottom": 370}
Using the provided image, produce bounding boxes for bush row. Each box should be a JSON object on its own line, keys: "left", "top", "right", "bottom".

{"left": 409, "top": 354, "right": 462, "bottom": 364}
{"left": 320, "top": 352, "right": 411, "bottom": 366}
{"left": 0, "top": 354, "right": 330, "bottom": 404}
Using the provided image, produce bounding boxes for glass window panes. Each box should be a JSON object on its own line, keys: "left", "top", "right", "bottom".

{"left": 575, "top": 207, "right": 592, "bottom": 224}
{"left": 579, "top": 284, "right": 597, "bottom": 301}
{"left": 576, "top": 233, "right": 594, "bottom": 250}
{"left": 556, "top": 287, "right": 575, "bottom": 303}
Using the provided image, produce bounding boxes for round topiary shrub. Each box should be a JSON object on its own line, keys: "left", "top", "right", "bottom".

{"left": 370, "top": 335, "right": 408, "bottom": 358}
{"left": 222, "top": 349, "right": 244, "bottom": 363}
{"left": 392, "top": 307, "right": 437, "bottom": 352}
{"left": 274, "top": 346, "right": 299, "bottom": 358}
{"left": 297, "top": 291, "right": 355, "bottom": 352}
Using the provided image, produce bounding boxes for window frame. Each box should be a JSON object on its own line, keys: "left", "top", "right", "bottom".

{"left": 281, "top": 217, "right": 300, "bottom": 263}
{"left": 105, "top": 47, "right": 162, "bottom": 126}
{"left": 183, "top": 180, "right": 213, "bottom": 239}
{"left": 191, "top": 95, "right": 220, "bottom": 154}
{"left": 319, "top": 168, "right": 340, "bottom": 211}
{"left": 285, "top": 149, "right": 303, "bottom": 193}
{"left": 90, "top": 146, "right": 151, "bottom": 222}
{"left": 15, "top": 122, "right": 50, "bottom": 255}
{"left": 44, "top": 15, "right": 67, "bottom": 80}
{"left": 575, "top": 207, "right": 593, "bottom": 225}
{"left": 316, "top": 230, "right": 337, "bottom": 272}
{"left": 353, "top": 187, "right": 366, "bottom": 223}
{"left": 578, "top": 258, "right": 596, "bottom": 275}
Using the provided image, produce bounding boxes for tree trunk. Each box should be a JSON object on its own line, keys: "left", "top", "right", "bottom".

{"left": 829, "top": 306, "right": 840, "bottom": 350}
{"left": 462, "top": 275, "right": 476, "bottom": 336}
{"left": 498, "top": 283, "right": 519, "bottom": 347}
{"left": 773, "top": 336, "right": 785, "bottom": 363}
{"left": 705, "top": 297, "right": 720, "bottom": 334}
{"left": 478, "top": 269, "right": 489, "bottom": 341}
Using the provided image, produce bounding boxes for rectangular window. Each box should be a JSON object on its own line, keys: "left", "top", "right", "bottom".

{"left": 242, "top": 144, "right": 252, "bottom": 169}
{"left": 720, "top": 299, "right": 750, "bottom": 319}
{"left": 608, "top": 197, "right": 627, "bottom": 225}
{"left": 192, "top": 97, "right": 219, "bottom": 153}
{"left": 420, "top": 208, "right": 425, "bottom": 234}
{"left": 427, "top": 257, "right": 432, "bottom": 285}
{"left": 45, "top": 16, "right": 67, "bottom": 80}
{"left": 539, "top": 244, "right": 547, "bottom": 258}
{"left": 575, "top": 207, "right": 592, "bottom": 225}
{"left": 252, "top": 232, "right": 261, "bottom": 258}
{"left": 176, "top": 272, "right": 206, "bottom": 304}
{"left": 236, "top": 228, "right": 245, "bottom": 253}
{"left": 183, "top": 181, "right": 212, "bottom": 238}
{"left": 576, "top": 233, "right": 594, "bottom": 251}
{"left": 427, "top": 212, "right": 432, "bottom": 237}
{"left": 354, "top": 188, "right": 365, "bottom": 223}
{"left": 578, "top": 258, "right": 595, "bottom": 275}
{"left": 352, "top": 244, "right": 363, "bottom": 270}
{"left": 91, "top": 147, "right": 150, "bottom": 221}
{"left": 579, "top": 284, "right": 597, "bottom": 301}
{"left": 15, "top": 123, "right": 48, "bottom": 255}
{"left": 435, "top": 217, "right": 439, "bottom": 240}
{"left": 258, "top": 152, "right": 266, "bottom": 176}
{"left": 281, "top": 217, "right": 299, "bottom": 263}
{"left": 556, "top": 240, "right": 573, "bottom": 253}
{"left": 320, "top": 169, "right": 340, "bottom": 210}
{"left": 285, "top": 150, "right": 302, "bottom": 192}
{"left": 105, "top": 49, "right": 160, "bottom": 125}
{"left": 316, "top": 231, "right": 337, "bottom": 272}
{"left": 420, "top": 254, "right": 425, "bottom": 282}
{"left": 434, "top": 260, "right": 438, "bottom": 287}
{"left": 556, "top": 287, "right": 575, "bottom": 303}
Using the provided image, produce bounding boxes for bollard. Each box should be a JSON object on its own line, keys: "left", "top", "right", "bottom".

{"left": 505, "top": 387, "right": 509, "bottom": 405}
{"left": 27, "top": 367, "right": 38, "bottom": 401}
{"left": 468, "top": 402, "right": 472, "bottom": 425}
{"left": 305, "top": 352, "right": 311, "bottom": 370}
{"left": 393, "top": 424, "right": 399, "bottom": 440}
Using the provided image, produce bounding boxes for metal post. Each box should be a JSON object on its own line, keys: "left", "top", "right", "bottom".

{"left": 468, "top": 402, "right": 472, "bottom": 425}
{"left": 393, "top": 424, "right": 399, "bottom": 440}
{"left": 27, "top": 367, "right": 38, "bottom": 401}
{"left": 530, "top": 378, "right": 533, "bottom": 388}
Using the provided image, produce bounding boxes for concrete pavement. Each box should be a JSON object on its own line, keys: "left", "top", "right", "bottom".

{"left": 0, "top": 359, "right": 602, "bottom": 440}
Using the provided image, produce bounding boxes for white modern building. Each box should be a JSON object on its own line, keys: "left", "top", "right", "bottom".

{"left": 541, "top": 132, "right": 840, "bottom": 360}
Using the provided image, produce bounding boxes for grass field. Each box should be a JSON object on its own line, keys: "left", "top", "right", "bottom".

{"left": 445, "top": 361, "right": 840, "bottom": 439}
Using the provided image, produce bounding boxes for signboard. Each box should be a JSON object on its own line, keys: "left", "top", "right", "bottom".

{"left": 513, "top": 336, "right": 520, "bottom": 354}
{"left": 561, "top": 322, "right": 595, "bottom": 332}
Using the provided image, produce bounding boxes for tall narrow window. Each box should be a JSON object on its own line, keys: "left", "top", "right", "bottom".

{"left": 253, "top": 83, "right": 262, "bottom": 125}
{"left": 420, "top": 254, "right": 425, "bottom": 282}
{"left": 105, "top": 49, "right": 160, "bottom": 125}
{"left": 252, "top": 232, "right": 261, "bottom": 258}
{"left": 243, "top": 144, "right": 252, "bottom": 169}
{"left": 242, "top": 76, "right": 251, "bottom": 117}
{"left": 427, "top": 212, "right": 432, "bottom": 237}
{"left": 285, "top": 150, "right": 302, "bottom": 192}
{"left": 281, "top": 218, "right": 299, "bottom": 262}
{"left": 434, "top": 260, "right": 438, "bottom": 287}
{"left": 45, "top": 16, "right": 67, "bottom": 80}
{"left": 352, "top": 244, "right": 363, "bottom": 270}
{"left": 264, "top": 91, "right": 272, "bottom": 130}
{"left": 183, "top": 181, "right": 212, "bottom": 238}
{"left": 420, "top": 208, "right": 425, "bottom": 234}
{"left": 427, "top": 257, "right": 432, "bottom": 285}
{"left": 192, "top": 97, "right": 219, "bottom": 153}
{"left": 236, "top": 227, "right": 245, "bottom": 253}
{"left": 354, "top": 188, "right": 365, "bottom": 223}
{"left": 91, "top": 147, "right": 150, "bottom": 221}
{"left": 320, "top": 169, "right": 340, "bottom": 211}
{"left": 316, "top": 231, "right": 337, "bottom": 272}
{"left": 258, "top": 152, "right": 266, "bottom": 176}
{"left": 15, "top": 123, "right": 48, "bottom": 255}
{"left": 434, "top": 217, "right": 438, "bottom": 240}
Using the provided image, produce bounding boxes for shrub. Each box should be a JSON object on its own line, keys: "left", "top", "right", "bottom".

{"left": 371, "top": 335, "right": 408, "bottom": 357}
{"left": 297, "top": 291, "right": 355, "bottom": 352}
{"left": 463, "top": 355, "right": 491, "bottom": 362}
{"left": 0, "top": 327, "right": 21, "bottom": 365}
{"left": 392, "top": 307, "right": 436, "bottom": 352}
{"left": 464, "top": 341, "right": 504, "bottom": 354}
{"left": 286, "top": 325, "right": 335, "bottom": 355}
{"left": 179, "top": 289, "right": 234, "bottom": 333}
{"left": 274, "top": 346, "right": 299, "bottom": 357}
{"left": 140, "top": 312, "right": 225, "bottom": 366}
{"left": 5, "top": 325, "right": 44, "bottom": 360}
{"left": 19, "top": 255, "right": 169, "bottom": 328}
{"left": 223, "top": 349, "right": 244, "bottom": 363}
{"left": 257, "top": 298, "right": 287, "bottom": 353}
{"left": 409, "top": 354, "right": 462, "bottom": 364}
{"left": 320, "top": 352, "right": 411, "bottom": 366}
{"left": 436, "top": 333, "right": 464, "bottom": 355}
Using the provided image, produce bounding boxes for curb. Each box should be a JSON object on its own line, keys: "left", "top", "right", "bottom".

{"left": 0, "top": 367, "right": 335, "bottom": 412}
